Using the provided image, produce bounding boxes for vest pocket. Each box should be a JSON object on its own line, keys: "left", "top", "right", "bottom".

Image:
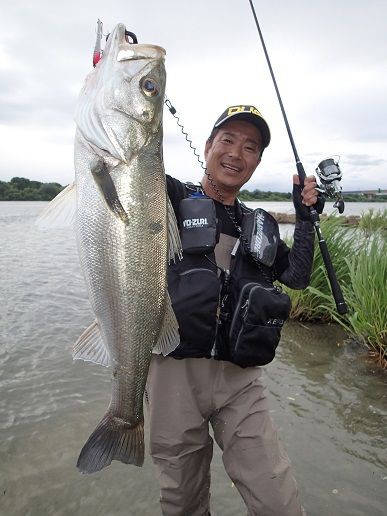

{"left": 229, "top": 282, "right": 291, "bottom": 367}
{"left": 168, "top": 268, "right": 220, "bottom": 358}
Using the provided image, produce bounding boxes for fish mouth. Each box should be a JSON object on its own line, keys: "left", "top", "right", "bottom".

{"left": 109, "top": 24, "right": 166, "bottom": 62}
{"left": 117, "top": 45, "right": 166, "bottom": 62}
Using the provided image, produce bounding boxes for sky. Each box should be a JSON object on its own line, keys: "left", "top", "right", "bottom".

{"left": 1, "top": 0, "right": 386, "bottom": 192}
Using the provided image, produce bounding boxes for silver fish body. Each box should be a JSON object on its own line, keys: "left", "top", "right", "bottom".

{"left": 73, "top": 24, "right": 180, "bottom": 474}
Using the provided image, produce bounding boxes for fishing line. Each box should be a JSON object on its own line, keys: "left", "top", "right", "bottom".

{"left": 164, "top": 98, "right": 207, "bottom": 171}
{"left": 164, "top": 99, "right": 239, "bottom": 225}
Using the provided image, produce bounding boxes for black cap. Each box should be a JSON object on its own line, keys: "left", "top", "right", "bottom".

{"left": 213, "top": 105, "right": 271, "bottom": 148}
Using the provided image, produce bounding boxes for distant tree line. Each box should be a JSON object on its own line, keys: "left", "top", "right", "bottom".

{"left": 0, "top": 177, "right": 65, "bottom": 201}
{"left": 238, "top": 188, "right": 387, "bottom": 202}
{"left": 342, "top": 193, "right": 387, "bottom": 202}
{"left": 238, "top": 189, "right": 292, "bottom": 201}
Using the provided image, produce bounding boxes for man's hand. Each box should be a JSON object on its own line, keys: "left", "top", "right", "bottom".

{"left": 292, "top": 174, "right": 325, "bottom": 221}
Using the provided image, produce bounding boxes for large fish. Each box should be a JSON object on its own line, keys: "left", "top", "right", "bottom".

{"left": 39, "top": 23, "right": 181, "bottom": 474}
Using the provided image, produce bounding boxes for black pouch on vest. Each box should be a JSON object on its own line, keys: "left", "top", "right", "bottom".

{"left": 241, "top": 209, "right": 279, "bottom": 267}
{"left": 179, "top": 196, "right": 217, "bottom": 254}
{"left": 228, "top": 280, "right": 291, "bottom": 367}
{"left": 168, "top": 264, "right": 220, "bottom": 358}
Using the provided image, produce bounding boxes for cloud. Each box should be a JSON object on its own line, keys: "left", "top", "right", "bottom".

{"left": 0, "top": 124, "right": 74, "bottom": 183}
{"left": 344, "top": 154, "right": 387, "bottom": 167}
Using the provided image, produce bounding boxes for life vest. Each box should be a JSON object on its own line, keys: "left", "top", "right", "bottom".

{"left": 167, "top": 184, "right": 290, "bottom": 366}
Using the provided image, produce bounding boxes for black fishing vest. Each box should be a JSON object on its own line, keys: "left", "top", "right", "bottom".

{"left": 167, "top": 184, "right": 288, "bottom": 365}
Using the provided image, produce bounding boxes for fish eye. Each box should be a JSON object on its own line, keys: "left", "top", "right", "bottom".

{"left": 141, "top": 78, "right": 159, "bottom": 97}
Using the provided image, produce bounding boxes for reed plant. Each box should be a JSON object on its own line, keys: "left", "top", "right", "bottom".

{"left": 358, "top": 208, "right": 387, "bottom": 235}
{"left": 339, "top": 235, "right": 386, "bottom": 363}
{"left": 283, "top": 215, "right": 359, "bottom": 322}
{"left": 284, "top": 210, "right": 387, "bottom": 365}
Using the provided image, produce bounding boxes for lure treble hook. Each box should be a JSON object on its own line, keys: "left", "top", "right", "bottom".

{"left": 93, "top": 18, "right": 103, "bottom": 67}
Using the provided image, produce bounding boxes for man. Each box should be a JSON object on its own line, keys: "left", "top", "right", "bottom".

{"left": 146, "top": 105, "right": 320, "bottom": 515}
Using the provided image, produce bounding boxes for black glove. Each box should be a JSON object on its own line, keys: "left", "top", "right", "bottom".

{"left": 292, "top": 183, "right": 325, "bottom": 221}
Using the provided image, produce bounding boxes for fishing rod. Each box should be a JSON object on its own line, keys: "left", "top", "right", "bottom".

{"left": 247, "top": 0, "right": 347, "bottom": 315}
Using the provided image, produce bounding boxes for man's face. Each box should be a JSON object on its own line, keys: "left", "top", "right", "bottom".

{"left": 204, "top": 119, "right": 263, "bottom": 194}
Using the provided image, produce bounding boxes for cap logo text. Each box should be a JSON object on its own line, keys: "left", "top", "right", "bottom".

{"left": 227, "top": 106, "right": 262, "bottom": 117}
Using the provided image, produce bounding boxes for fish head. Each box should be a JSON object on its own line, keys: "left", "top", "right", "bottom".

{"left": 76, "top": 23, "right": 166, "bottom": 163}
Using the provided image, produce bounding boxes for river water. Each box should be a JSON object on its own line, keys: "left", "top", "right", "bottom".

{"left": 0, "top": 201, "right": 386, "bottom": 516}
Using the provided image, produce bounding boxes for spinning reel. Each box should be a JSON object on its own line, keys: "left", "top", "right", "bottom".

{"left": 315, "top": 158, "right": 345, "bottom": 213}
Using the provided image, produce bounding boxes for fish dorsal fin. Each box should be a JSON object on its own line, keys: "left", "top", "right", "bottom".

{"left": 153, "top": 292, "right": 180, "bottom": 356}
{"left": 72, "top": 320, "right": 111, "bottom": 367}
{"left": 35, "top": 182, "right": 77, "bottom": 229}
{"left": 168, "top": 196, "right": 182, "bottom": 263}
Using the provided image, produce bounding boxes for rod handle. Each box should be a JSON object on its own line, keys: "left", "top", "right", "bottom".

{"left": 312, "top": 213, "right": 348, "bottom": 314}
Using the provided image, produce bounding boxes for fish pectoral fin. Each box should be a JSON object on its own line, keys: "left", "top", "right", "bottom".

{"left": 72, "top": 320, "right": 111, "bottom": 367}
{"left": 168, "top": 196, "right": 183, "bottom": 263}
{"left": 90, "top": 159, "right": 129, "bottom": 224}
{"left": 153, "top": 292, "right": 180, "bottom": 356}
{"left": 35, "top": 182, "right": 77, "bottom": 229}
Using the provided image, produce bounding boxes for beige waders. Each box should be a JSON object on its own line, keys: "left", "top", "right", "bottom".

{"left": 146, "top": 356, "right": 305, "bottom": 516}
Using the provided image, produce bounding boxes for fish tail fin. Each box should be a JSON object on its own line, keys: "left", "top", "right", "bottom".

{"left": 76, "top": 413, "right": 144, "bottom": 474}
